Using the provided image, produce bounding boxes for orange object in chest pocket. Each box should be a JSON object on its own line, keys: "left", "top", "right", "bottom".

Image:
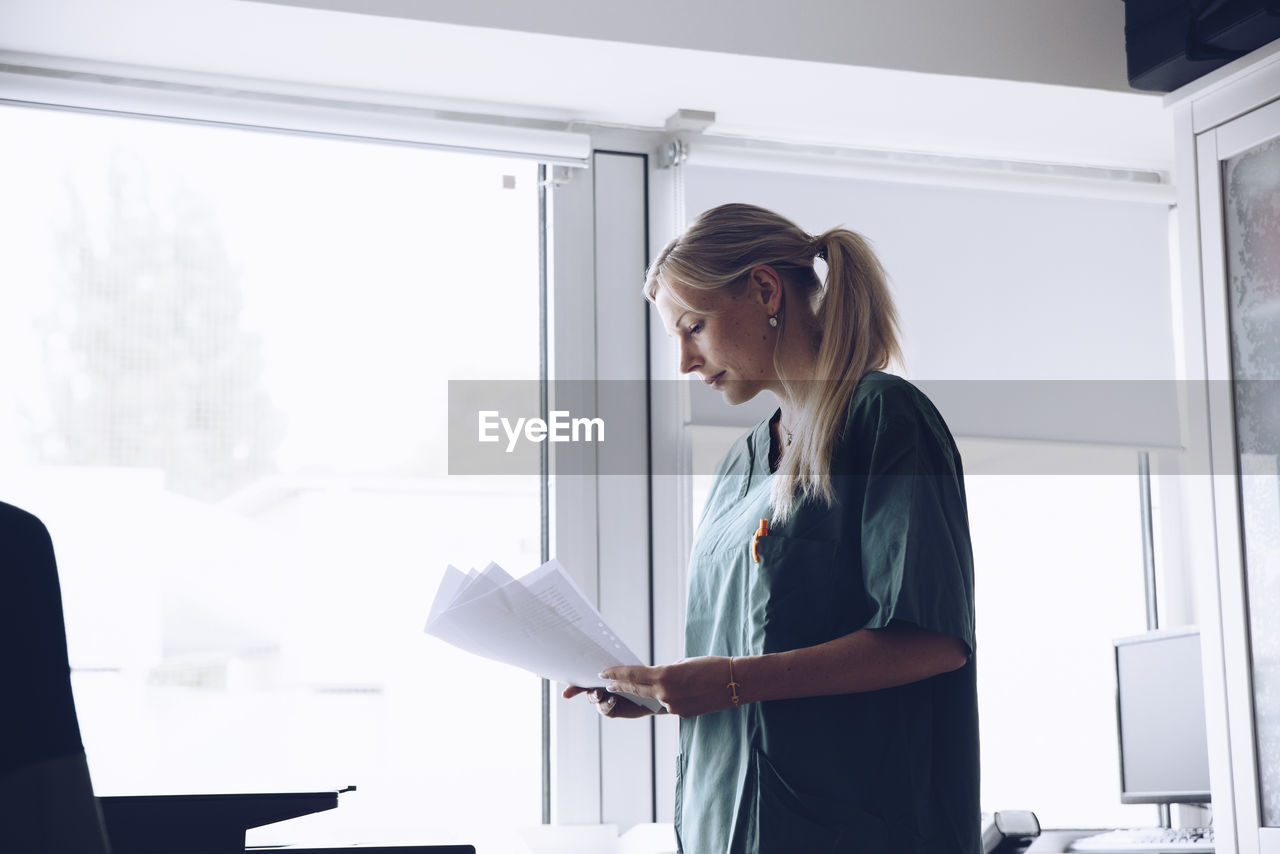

{"left": 752, "top": 518, "right": 769, "bottom": 562}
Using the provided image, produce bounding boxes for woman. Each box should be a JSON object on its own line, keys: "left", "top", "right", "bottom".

{"left": 564, "top": 203, "right": 979, "bottom": 854}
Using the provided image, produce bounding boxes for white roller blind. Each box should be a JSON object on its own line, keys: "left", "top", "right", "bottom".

{"left": 680, "top": 161, "right": 1180, "bottom": 448}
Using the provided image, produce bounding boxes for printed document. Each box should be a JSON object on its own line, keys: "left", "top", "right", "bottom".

{"left": 425, "top": 559, "right": 663, "bottom": 713}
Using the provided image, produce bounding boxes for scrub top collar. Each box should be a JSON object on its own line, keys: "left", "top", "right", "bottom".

{"left": 743, "top": 408, "right": 782, "bottom": 495}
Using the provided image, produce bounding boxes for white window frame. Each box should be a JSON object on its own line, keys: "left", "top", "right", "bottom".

{"left": 548, "top": 128, "right": 685, "bottom": 827}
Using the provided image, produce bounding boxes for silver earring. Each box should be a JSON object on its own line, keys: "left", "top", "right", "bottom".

{"left": 768, "top": 315, "right": 779, "bottom": 328}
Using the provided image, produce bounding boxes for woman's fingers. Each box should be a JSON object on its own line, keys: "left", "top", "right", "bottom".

{"left": 601, "top": 692, "right": 657, "bottom": 718}
{"left": 562, "top": 685, "right": 622, "bottom": 715}
{"left": 600, "top": 665, "right": 658, "bottom": 698}
{"left": 563, "top": 681, "right": 659, "bottom": 718}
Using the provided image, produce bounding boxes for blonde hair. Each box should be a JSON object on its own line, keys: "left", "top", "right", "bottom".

{"left": 645, "top": 203, "right": 902, "bottom": 522}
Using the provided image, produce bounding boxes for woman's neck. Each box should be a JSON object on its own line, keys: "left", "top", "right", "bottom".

{"left": 768, "top": 404, "right": 797, "bottom": 472}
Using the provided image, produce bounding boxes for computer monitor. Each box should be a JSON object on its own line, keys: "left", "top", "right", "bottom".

{"left": 1113, "top": 628, "right": 1212, "bottom": 805}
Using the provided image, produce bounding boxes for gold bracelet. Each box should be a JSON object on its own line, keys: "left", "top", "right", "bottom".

{"left": 727, "top": 656, "right": 741, "bottom": 706}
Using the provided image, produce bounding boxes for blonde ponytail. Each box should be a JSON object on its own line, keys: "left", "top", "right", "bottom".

{"left": 773, "top": 228, "right": 901, "bottom": 520}
{"left": 645, "top": 204, "right": 902, "bottom": 523}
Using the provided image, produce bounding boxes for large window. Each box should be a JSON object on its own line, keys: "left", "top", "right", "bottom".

{"left": 0, "top": 104, "right": 546, "bottom": 849}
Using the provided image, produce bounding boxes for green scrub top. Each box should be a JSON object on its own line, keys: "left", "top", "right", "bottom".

{"left": 676, "top": 372, "right": 979, "bottom": 854}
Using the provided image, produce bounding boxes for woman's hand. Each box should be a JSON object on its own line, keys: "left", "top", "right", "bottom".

{"left": 600, "top": 656, "right": 736, "bottom": 718}
{"left": 561, "top": 684, "right": 655, "bottom": 719}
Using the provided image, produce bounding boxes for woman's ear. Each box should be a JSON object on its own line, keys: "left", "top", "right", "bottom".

{"left": 749, "top": 265, "right": 783, "bottom": 314}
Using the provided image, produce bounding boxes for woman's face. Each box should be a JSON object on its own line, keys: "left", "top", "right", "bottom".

{"left": 655, "top": 277, "right": 780, "bottom": 406}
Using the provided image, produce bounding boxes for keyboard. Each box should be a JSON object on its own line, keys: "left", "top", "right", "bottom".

{"left": 1067, "top": 826, "right": 1214, "bottom": 853}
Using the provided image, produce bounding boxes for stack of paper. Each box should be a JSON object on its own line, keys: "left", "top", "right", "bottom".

{"left": 424, "top": 559, "right": 663, "bottom": 713}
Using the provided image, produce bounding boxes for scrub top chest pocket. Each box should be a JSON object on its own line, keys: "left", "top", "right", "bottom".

{"left": 748, "top": 533, "right": 837, "bottom": 654}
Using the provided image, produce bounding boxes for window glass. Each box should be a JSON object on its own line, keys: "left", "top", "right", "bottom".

{"left": 962, "top": 444, "right": 1150, "bottom": 828}
{"left": 1223, "top": 134, "right": 1280, "bottom": 826}
{"left": 0, "top": 104, "right": 543, "bottom": 850}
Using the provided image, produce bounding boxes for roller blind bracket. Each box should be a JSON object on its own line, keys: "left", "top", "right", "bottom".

{"left": 541, "top": 164, "right": 576, "bottom": 188}
{"left": 657, "top": 108, "right": 715, "bottom": 169}
{"left": 657, "top": 139, "right": 689, "bottom": 169}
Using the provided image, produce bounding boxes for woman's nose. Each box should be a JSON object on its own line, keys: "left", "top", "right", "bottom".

{"left": 679, "top": 338, "right": 701, "bottom": 375}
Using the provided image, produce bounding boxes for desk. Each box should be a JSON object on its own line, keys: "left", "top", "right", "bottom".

{"left": 1026, "top": 829, "right": 1129, "bottom": 852}
{"left": 98, "top": 791, "right": 475, "bottom": 854}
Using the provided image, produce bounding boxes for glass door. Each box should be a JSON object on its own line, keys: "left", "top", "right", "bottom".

{"left": 1198, "top": 93, "right": 1280, "bottom": 854}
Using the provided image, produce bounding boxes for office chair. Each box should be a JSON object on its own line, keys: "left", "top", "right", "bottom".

{"left": 0, "top": 500, "right": 112, "bottom": 853}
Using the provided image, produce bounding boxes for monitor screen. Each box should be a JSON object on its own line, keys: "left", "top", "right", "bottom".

{"left": 1114, "top": 628, "right": 1212, "bottom": 804}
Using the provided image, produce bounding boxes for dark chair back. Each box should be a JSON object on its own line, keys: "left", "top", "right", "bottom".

{"left": 0, "top": 500, "right": 111, "bottom": 852}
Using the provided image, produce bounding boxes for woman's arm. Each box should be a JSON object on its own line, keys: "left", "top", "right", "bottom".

{"left": 600, "top": 620, "right": 968, "bottom": 718}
